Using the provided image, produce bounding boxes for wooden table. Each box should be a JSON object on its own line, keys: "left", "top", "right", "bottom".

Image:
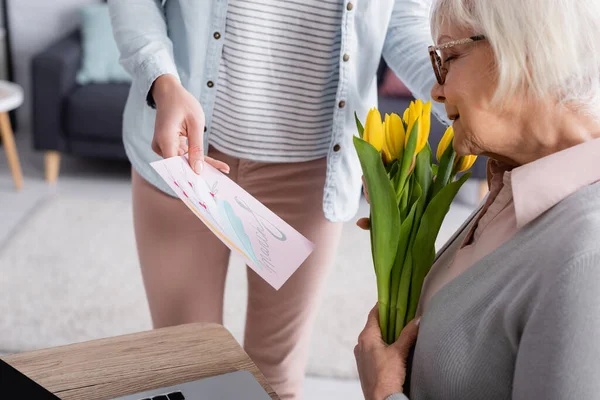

{"left": 2, "top": 323, "right": 279, "bottom": 400}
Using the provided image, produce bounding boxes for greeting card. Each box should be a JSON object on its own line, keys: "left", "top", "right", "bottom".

{"left": 150, "top": 156, "right": 315, "bottom": 290}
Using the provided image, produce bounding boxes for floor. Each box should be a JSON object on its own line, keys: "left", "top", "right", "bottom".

{"left": 0, "top": 129, "right": 478, "bottom": 399}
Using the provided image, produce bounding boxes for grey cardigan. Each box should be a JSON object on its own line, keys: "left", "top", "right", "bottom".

{"left": 389, "top": 181, "right": 600, "bottom": 400}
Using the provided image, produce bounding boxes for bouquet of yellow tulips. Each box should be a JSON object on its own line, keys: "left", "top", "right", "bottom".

{"left": 354, "top": 100, "right": 476, "bottom": 344}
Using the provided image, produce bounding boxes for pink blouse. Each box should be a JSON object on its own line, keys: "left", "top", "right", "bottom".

{"left": 418, "top": 137, "right": 600, "bottom": 314}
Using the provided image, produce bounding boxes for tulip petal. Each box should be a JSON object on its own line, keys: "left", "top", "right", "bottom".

{"left": 437, "top": 126, "right": 455, "bottom": 162}
{"left": 455, "top": 155, "right": 478, "bottom": 172}
{"left": 417, "top": 101, "right": 432, "bottom": 154}
{"left": 382, "top": 115, "right": 394, "bottom": 164}
{"left": 389, "top": 113, "right": 404, "bottom": 159}
{"left": 405, "top": 104, "right": 418, "bottom": 148}
{"left": 403, "top": 108, "right": 410, "bottom": 125}
{"left": 364, "top": 108, "right": 384, "bottom": 152}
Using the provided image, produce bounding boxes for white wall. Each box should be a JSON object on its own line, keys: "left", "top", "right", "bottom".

{"left": 7, "top": 0, "right": 99, "bottom": 131}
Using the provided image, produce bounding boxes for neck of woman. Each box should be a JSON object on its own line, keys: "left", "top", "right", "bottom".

{"left": 491, "top": 103, "right": 600, "bottom": 167}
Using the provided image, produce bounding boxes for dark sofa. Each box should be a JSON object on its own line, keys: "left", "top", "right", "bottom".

{"left": 31, "top": 30, "right": 130, "bottom": 181}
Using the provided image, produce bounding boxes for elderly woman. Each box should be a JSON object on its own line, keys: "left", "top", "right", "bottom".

{"left": 354, "top": 0, "right": 600, "bottom": 399}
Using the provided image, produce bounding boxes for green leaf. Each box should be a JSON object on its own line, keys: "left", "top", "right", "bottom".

{"left": 431, "top": 138, "right": 457, "bottom": 198}
{"left": 412, "top": 147, "right": 434, "bottom": 249}
{"left": 396, "top": 247, "right": 413, "bottom": 339}
{"left": 353, "top": 136, "right": 401, "bottom": 338}
{"left": 431, "top": 164, "right": 439, "bottom": 177}
{"left": 399, "top": 183, "right": 410, "bottom": 220}
{"left": 415, "top": 145, "right": 433, "bottom": 207}
{"left": 425, "top": 142, "right": 434, "bottom": 160}
{"left": 390, "top": 199, "right": 419, "bottom": 341}
{"left": 397, "top": 118, "right": 419, "bottom": 195}
{"left": 408, "top": 174, "right": 418, "bottom": 209}
{"left": 386, "top": 159, "right": 400, "bottom": 177}
{"left": 355, "top": 111, "right": 365, "bottom": 139}
{"left": 406, "top": 172, "right": 472, "bottom": 322}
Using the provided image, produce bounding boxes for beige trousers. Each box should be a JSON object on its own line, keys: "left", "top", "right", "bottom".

{"left": 132, "top": 148, "right": 343, "bottom": 399}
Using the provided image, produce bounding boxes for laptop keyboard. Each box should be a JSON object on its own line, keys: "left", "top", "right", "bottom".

{"left": 139, "top": 392, "right": 185, "bottom": 400}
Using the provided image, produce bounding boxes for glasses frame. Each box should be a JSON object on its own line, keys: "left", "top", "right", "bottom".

{"left": 428, "top": 35, "right": 486, "bottom": 85}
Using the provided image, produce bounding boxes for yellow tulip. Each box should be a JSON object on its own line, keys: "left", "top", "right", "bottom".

{"left": 404, "top": 100, "right": 422, "bottom": 143}
{"left": 383, "top": 113, "right": 405, "bottom": 163}
{"left": 382, "top": 118, "right": 394, "bottom": 164}
{"left": 403, "top": 100, "right": 431, "bottom": 154}
{"left": 436, "top": 126, "right": 455, "bottom": 161}
{"left": 455, "top": 155, "right": 478, "bottom": 172}
{"left": 418, "top": 101, "right": 432, "bottom": 153}
{"left": 363, "top": 108, "right": 384, "bottom": 152}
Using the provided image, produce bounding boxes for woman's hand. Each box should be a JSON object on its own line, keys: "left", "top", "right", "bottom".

{"left": 357, "top": 176, "right": 371, "bottom": 230}
{"left": 355, "top": 305, "right": 420, "bottom": 400}
{"left": 151, "top": 74, "right": 229, "bottom": 175}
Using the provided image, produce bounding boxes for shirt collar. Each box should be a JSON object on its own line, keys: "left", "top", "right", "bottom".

{"left": 510, "top": 137, "right": 600, "bottom": 229}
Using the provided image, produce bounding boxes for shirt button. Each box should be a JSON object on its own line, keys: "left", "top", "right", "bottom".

{"left": 213, "top": 32, "right": 221, "bottom": 40}
{"left": 207, "top": 81, "right": 214, "bottom": 88}
{"left": 333, "top": 144, "right": 341, "bottom": 152}
{"left": 338, "top": 100, "right": 346, "bottom": 108}
{"left": 346, "top": 2, "right": 354, "bottom": 11}
{"left": 343, "top": 53, "right": 350, "bottom": 62}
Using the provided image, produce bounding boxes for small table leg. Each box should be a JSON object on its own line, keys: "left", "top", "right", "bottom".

{"left": 45, "top": 151, "right": 61, "bottom": 183}
{"left": 0, "top": 111, "right": 23, "bottom": 190}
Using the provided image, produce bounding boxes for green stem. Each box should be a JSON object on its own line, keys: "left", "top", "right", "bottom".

{"left": 406, "top": 250, "right": 428, "bottom": 324}
{"left": 395, "top": 249, "right": 413, "bottom": 340}
{"left": 400, "top": 185, "right": 409, "bottom": 220}
{"left": 376, "top": 259, "right": 392, "bottom": 343}
{"left": 392, "top": 205, "right": 419, "bottom": 340}
{"left": 387, "top": 245, "right": 405, "bottom": 343}
{"left": 393, "top": 173, "right": 403, "bottom": 205}
{"left": 379, "top": 301, "right": 390, "bottom": 342}
{"left": 387, "top": 272, "right": 399, "bottom": 343}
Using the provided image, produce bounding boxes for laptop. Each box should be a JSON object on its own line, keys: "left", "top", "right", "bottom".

{"left": 1, "top": 358, "right": 270, "bottom": 400}
{"left": 112, "top": 370, "right": 272, "bottom": 400}
{"left": 0, "top": 359, "right": 60, "bottom": 399}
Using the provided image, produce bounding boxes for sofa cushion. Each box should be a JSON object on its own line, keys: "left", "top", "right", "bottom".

{"left": 64, "top": 83, "right": 129, "bottom": 141}
{"left": 76, "top": 3, "right": 131, "bottom": 84}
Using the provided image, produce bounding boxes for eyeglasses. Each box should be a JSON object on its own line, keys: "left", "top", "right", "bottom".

{"left": 428, "top": 35, "right": 486, "bottom": 85}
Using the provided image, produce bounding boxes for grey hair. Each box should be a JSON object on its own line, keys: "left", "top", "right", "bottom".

{"left": 431, "top": 0, "right": 600, "bottom": 118}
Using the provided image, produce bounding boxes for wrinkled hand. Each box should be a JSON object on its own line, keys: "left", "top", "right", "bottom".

{"left": 357, "top": 176, "right": 371, "bottom": 230}
{"left": 151, "top": 74, "right": 229, "bottom": 175}
{"left": 355, "top": 305, "right": 420, "bottom": 400}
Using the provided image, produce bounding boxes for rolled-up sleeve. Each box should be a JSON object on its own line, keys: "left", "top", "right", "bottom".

{"left": 382, "top": 0, "right": 448, "bottom": 124}
{"left": 107, "top": 0, "right": 180, "bottom": 106}
{"left": 387, "top": 393, "right": 410, "bottom": 400}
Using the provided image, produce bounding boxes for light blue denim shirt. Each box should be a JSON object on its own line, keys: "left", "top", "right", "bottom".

{"left": 108, "top": 0, "right": 447, "bottom": 222}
